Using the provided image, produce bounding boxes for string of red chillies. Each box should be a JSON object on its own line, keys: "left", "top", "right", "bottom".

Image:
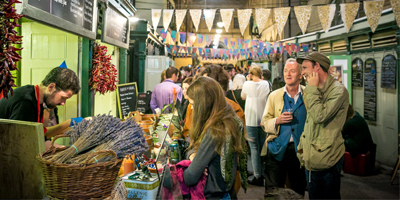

{"left": 89, "top": 42, "right": 118, "bottom": 95}
{"left": 0, "top": 0, "right": 24, "bottom": 98}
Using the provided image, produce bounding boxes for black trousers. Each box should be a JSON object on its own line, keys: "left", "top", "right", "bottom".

{"left": 264, "top": 142, "right": 306, "bottom": 196}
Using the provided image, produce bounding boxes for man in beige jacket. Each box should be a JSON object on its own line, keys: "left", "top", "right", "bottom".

{"left": 296, "top": 52, "right": 349, "bottom": 199}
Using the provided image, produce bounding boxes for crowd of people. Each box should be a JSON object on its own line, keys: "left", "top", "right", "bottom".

{"left": 153, "top": 52, "right": 375, "bottom": 199}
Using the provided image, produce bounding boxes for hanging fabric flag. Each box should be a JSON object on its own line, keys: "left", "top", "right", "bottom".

{"left": 193, "top": 47, "right": 197, "bottom": 56}
{"left": 237, "top": 39, "right": 243, "bottom": 49}
{"left": 188, "top": 33, "right": 196, "bottom": 46}
{"left": 198, "top": 47, "right": 203, "bottom": 56}
{"left": 255, "top": 8, "right": 271, "bottom": 33}
{"left": 163, "top": 9, "right": 174, "bottom": 30}
{"left": 179, "top": 32, "right": 187, "bottom": 44}
{"left": 152, "top": 9, "right": 162, "bottom": 32}
{"left": 175, "top": 10, "right": 187, "bottom": 32}
{"left": 391, "top": 0, "right": 400, "bottom": 28}
{"left": 252, "top": 40, "right": 257, "bottom": 48}
{"left": 274, "top": 7, "right": 291, "bottom": 38}
{"left": 160, "top": 29, "right": 168, "bottom": 42}
{"left": 223, "top": 37, "right": 229, "bottom": 47}
{"left": 364, "top": 1, "right": 384, "bottom": 33}
{"left": 259, "top": 41, "right": 264, "bottom": 50}
{"left": 244, "top": 39, "right": 250, "bottom": 49}
{"left": 188, "top": 47, "right": 192, "bottom": 54}
{"left": 318, "top": 5, "right": 336, "bottom": 33}
{"left": 205, "top": 35, "right": 214, "bottom": 46}
{"left": 273, "top": 42, "right": 278, "bottom": 52}
{"left": 279, "top": 42, "right": 283, "bottom": 53}
{"left": 170, "top": 30, "right": 177, "bottom": 43}
{"left": 176, "top": 46, "right": 181, "bottom": 54}
{"left": 190, "top": 9, "right": 202, "bottom": 32}
{"left": 237, "top": 9, "right": 252, "bottom": 36}
{"left": 218, "top": 49, "right": 224, "bottom": 57}
{"left": 197, "top": 34, "right": 204, "bottom": 44}
{"left": 285, "top": 44, "right": 290, "bottom": 54}
{"left": 294, "top": 5, "right": 312, "bottom": 35}
{"left": 204, "top": 9, "right": 217, "bottom": 32}
{"left": 340, "top": 2, "right": 360, "bottom": 33}
{"left": 302, "top": 44, "right": 309, "bottom": 53}
{"left": 220, "top": 9, "right": 234, "bottom": 32}
{"left": 182, "top": 46, "right": 187, "bottom": 54}
{"left": 291, "top": 43, "right": 296, "bottom": 53}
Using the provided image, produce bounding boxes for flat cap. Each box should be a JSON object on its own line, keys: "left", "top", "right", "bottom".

{"left": 296, "top": 52, "right": 331, "bottom": 71}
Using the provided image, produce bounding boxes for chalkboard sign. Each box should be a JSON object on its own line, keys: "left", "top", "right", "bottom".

{"left": 381, "top": 54, "right": 397, "bottom": 89}
{"left": 19, "top": 0, "right": 96, "bottom": 39}
{"left": 116, "top": 83, "right": 138, "bottom": 119}
{"left": 101, "top": 3, "right": 130, "bottom": 49}
{"left": 364, "top": 58, "right": 377, "bottom": 121}
{"left": 352, "top": 58, "right": 363, "bottom": 87}
{"left": 137, "top": 92, "right": 152, "bottom": 114}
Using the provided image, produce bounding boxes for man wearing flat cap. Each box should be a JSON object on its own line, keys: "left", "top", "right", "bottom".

{"left": 296, "top": 52, "right": 349, "bottom": 199}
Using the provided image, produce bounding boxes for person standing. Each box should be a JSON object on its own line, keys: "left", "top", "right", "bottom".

{"left": 226, "top": 74, "right": 246, "bottom": 111}
{"left": 225, "top": 64, "right": 237, "bottom": 90}
{"left": 296, "top": 52, "right": 349, "bottom": 199}
{"left": 150, "top": 67, "right": 183, "bottom": 113}
{"left": 241, "top": 64, "right": 271, "bottom": 186}
{"left": 260, "top": 58, "right": 307, "bottom": 197}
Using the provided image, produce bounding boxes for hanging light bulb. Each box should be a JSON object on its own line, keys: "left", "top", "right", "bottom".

{"left": 217, "top": 22, "right": 224, "bottom": 28}
{"left": 215, "top": 34, "right": 221, "bottom": 38}
{"left": 216, "top": 29, "right": 222, "bottom": 34}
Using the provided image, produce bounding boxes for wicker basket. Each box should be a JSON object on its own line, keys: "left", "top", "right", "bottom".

{"left": 36, "top": 135, "right": 123, "bottom": 199}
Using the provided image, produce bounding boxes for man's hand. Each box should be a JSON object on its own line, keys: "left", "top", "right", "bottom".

{"left": 308, "top": 72, "right": 319, "bottom": 86}
{"left": 276, "top": 112, "right": 293, "bottom": 125}
{"left": 246, "top": 74, "right": 252, "bottom": 81}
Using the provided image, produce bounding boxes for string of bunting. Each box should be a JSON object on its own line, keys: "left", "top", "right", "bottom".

{"left": 152, "top": 1, "right": 399, "bottom": 35}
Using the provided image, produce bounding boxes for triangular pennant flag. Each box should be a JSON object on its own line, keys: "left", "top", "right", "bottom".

{"left": 252, "top": 40, "right": 257, "bottom": 48}
{"left": 175, "top": 10, "right": 187, "bottom": 32}
{"left": 205, "top": 35, "right": 213, "bottom": 46}
{"left": 190, "top": 9, "right": 202, "bottom": 32}
{"left": 391, "top": 0, "right": 400, "bottom": 28}
{"left": 182, "top": 46, "right": 188, "bottom": 53}
{"left": 302, "top": 44, "right": 309, "bottom": 53}
{"left": 231, "top": 39, "right": 236, "bottom": 49}
{"left": 218, "top": 49, "right": 224, "bottom": 57}
{"left": 193, "top": 47, "right": 197, "bottom": 55}
{"left": 259, "top": 41, "right": 264, "bottom": 50}
{"left": 255, "top": 8, "right": 271, "bottom": 33}
{"left": 318, "top": 5, "right": 336, "bottom": 33}
{"left": 179, "top": 32, "right": 187, "bottom": 44}
{"left": 291, "top": 43, "right": 296, "bottom": 53}
{"left": 163, "top": 9, "right": 174, "bottom": 30}
{"left": 237, "top": 9, "right": 252, "bottom": 36}
{"left": 364, "top": 1, "right": 384, "bottom": 33}
{"left": 198, "top": 47, "right": 203, "bottom": 56}
{"left": 296, "top": 43, "right": 300, "bottom": 53}
{"left": 244, "top": 39, "right": 250, "bottom": 49}
{"left": 152, "top": 9, "right": 162, "bottom": 32}
{"left": 160, "top": 29, "right": 168, "bottom": 42}
{"left": 340, "top": 3, "right": 360, "bottom": 33}
{"left": 237, "top": 39, "right": 243, "bottom": 49}
{"left": 176, "top": 46, "right": 181, "bottom": 53}
{"left": 188, "top": 33, "right": 196, "bottom": 46}
{"left": 223, "top": 37, "right": 229, "bottom": 47}
{"left": 220, "top": 9, "right": 234, "bottom": 32}
{"left": 274, "top": 7, "right": 291, "bottom": 38}
{"left": 197, "top": 34, "right": 204, "bottom": 44}
{"left": 294, "top": 5, "right": 312, "bottom": 35}
{"left": 204, "top": 9, "right": 217, "bottom": 32}
{"left": 170, "top": 30, "right": 177, "bottom": 43}
{"left": 285, "top": 44, "right": 290, "bottom": 53}
{"left": 188, "top": 47, "right": 192, "bottom": 54}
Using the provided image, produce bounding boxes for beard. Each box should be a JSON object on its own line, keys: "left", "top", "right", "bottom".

{"left": 43, "top": 93, "right": 58, "bottom": 109}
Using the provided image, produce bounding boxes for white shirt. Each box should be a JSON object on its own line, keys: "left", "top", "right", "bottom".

{"left": 228, "top": 79, "right": 232, "bottom": 90}
{"left": 241, "top": 80, "right": 271, "bottom": 126}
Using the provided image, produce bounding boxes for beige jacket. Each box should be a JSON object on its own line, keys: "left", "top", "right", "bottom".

{"left": 260, "top": 85, "right": 306, "bottom": 156}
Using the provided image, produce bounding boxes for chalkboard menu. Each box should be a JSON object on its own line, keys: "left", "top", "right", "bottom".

{"left": 364, "top": 58, "right": 377, "bottom": 121}
{"left": 381, "top": 54, "right": 397, "bottom": 89}
{"left": 22, "top": 0, "right": 96, "bottom": 39}
{"left": 116, "top": 83, "right": 138, "bottom": 119}
{"left": 137, "top": 92, "right": 152, "bottom": 114}
{"left": 352, "top": 58, "right": 363, "bottom": 87}
{"left": 101, "top": 3, "right": 130, "bottom": 49}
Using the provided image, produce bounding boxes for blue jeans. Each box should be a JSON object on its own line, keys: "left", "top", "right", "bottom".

{"left": 246, "top": 126, "right": 267, "bottom": 178}
{"left": 305, "top": 156, "right": 344, "bottom": 199}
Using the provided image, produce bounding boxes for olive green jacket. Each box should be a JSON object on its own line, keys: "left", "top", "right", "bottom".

{"left": 297, "top": 75, "right": 349, "bottom": 171}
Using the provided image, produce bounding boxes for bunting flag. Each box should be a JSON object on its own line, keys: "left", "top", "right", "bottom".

{"left": 318, "top": 5, "right": 336, "bottom": 33}
{"left": 302, "top": 44, "right": 309, "bottom": 53}
{"left": 152, "top": 9, "right": 162, "bottom": 32}
{"left": 197, "top": 34, "right": 204, "bottom": 44}
{"left": 223, "top": 37, "right": 229, "bottom": 47}
{"left": 198, "top": 47, "right": 203, "bottom": 56}
{"left": 252, "top": 40, "right": 257, "bottom": 48}
{"left": 190, "top": 9, "right": 202, "bottom": 32}
{"left": 279, "top": 42, "right": 283, "bottom": 53}
{"left": 160, "top": 29, "right": 167, "bottom": 42}
{"left": 220, "top": 9, "right": 234, "bottom": 32}
{"left": 163, "top": 9, "right": 174, "bottom": 30}
{"left": 237, "top": 9, "right": 252, "bottom": 36}
{"left": 255, "top": 8, "right": 271, "bottom": 33}
{"left": 237, "top": 39, "right": 243, "bottom": 49}
{"left": 294, "top": 5, "right": 312, "bottom": 35}
{"left": 188, "top": 33, "right": 196, "bottom": 46}
{"left": 340, "top": 2, "right": 360, "bottom": 33}
{"left": 179, "top": 32, "right": 186, "bottom": 44}
{"left": 364, "top": 1, "right": 384, "bottom": 33}
{"left": 175, "top": 10, "right": 187, "bottom": 32}
{"left": 259, "top": 41, "right": 264, "bottom": 50}
{"left": 218, "top": 49, "right": 224, "bottom": 57}
{"left": 391, "top": 0, "right": 400, "bottom": 28}
{"left": 193, "top": 47, "right": 197, "bottom": 55}
{"left": 170, "top": 30, "right": 177, "bottom": 43}
{"left": 291, "top": 43, "right": 296, "bottom": 53}
{"left": 274, "top": 7, "right": 291, "bottom": 38}
{"left": 231, "top": 39, "right": 236, "bottom": 49}
{"left": 244, "top": 39, "right": 250, "bottom": 49}
{"left": 204, "top": 9, "right": 217, "bottom": 31}
{"left": 205, "top": 35, "right": 213, "bottom": 46}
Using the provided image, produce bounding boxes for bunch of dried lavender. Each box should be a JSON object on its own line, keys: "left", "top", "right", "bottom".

{"left": 65, "top": 117, "right": 91, "bottom": 145}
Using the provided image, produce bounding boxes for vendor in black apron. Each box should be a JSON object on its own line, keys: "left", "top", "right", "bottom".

{"left": 0, "top": 67, "right": 83, "bottom": 149}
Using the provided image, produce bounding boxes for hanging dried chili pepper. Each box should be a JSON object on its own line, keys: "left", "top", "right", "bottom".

{"left": 0, "top": 0, "right": 24, "bottom": 98}
{"left": 89, "top": 42, "right": 118, "bottom": 95}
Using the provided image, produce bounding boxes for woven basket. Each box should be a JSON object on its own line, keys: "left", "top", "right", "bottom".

{"left": 36, "top": 135, "right": 123, "bottom": 199}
